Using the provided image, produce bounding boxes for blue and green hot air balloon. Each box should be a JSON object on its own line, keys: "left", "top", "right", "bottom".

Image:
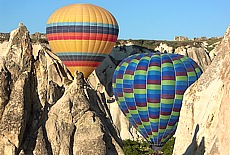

{"left": 112, "top": 53, "right": 202, "bottom": 150}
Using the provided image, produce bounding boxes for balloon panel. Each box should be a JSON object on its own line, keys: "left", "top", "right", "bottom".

{"left": 112, "top": 53, "right": 202, "bottom": 146}
{"left": 46, "top": 4, "right": 119, "bottom": 77}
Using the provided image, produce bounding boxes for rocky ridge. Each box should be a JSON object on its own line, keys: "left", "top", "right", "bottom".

{"left": 153, "top": 43, "right": 212, "bottom": 71}
{"left": 0, "top": 24, "right": 123, "bottom": 155}
{"left": 88, "top": 41, "right": 215, "bottom": 142}
{"left": 88, "top": 45, "right": 154, "bottom": 141}
{"left": 0, "top": 23, "right": 225, "bottom": 154}
{"left": 173, "top": 25, "right": 230, "bottom": 154}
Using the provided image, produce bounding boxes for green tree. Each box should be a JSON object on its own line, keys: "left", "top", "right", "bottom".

{"left": 122, "top": 137, "right": 175, "bottom": 155}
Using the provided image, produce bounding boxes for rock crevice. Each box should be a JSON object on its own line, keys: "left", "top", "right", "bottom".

{"left": 0, "top": 24, "right": 123, "bottom": 155}
{"left": 173, "top": 25, "right": 230, "bottom": 155}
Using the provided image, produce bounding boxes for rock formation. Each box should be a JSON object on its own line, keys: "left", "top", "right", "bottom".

{"left": 88, "top": 45, "right": 153, "bottom": 141}
{"left": 88, "top": 71, "right": 141, "bottom": 141}
{"left": 174, "top": 36, "right": 190, "bottom": 41}
{"left": 1, "top": 22, "right": 227, "bottom": 155}
{"left": 0, "top": 24, "right": 123, "bottom": 155}
{"left": 173, "top": 25, "right": 230, "bottom": 154}
{"left": 193, "top": 36, "right": 207, "bottom": 41}
{"left": 174, "top": 46, "right": 212, "bottom": 71}
{"left": 153, "top": 43, "right": 212, "bottom": 71}
{"left": 208, "top": 39, "right": 222, "bottom": 61}
{"left": 0, "top": 33, "right": 10, "bottom": 43}
{"left": 30, "top": 32, "right": 47, "bottom": 44}
{"left": 88, "top": 42, "right": 213, "bottom": 142}
{"left": 95, "top": 45, "right": 152, "bottom": 97}
{"left": 154, "top": 43, "right": 173, "bottom": 53}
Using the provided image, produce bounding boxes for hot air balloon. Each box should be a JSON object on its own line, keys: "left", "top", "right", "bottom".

{"left": 46, "top": 4, "right": 119, "bottom": 77}
{"left": 112, "top": 53, "right": 202, "bottom": 150}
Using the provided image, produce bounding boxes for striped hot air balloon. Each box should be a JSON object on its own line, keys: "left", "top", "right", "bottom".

{"left": 112, "top": 53, "right": 202, "bottom": 148}
{"left": 46, "top": 4, "right": 119, "bottom": 77}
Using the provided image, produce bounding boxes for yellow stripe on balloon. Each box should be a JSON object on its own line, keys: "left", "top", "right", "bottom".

{"left": 47, "top": 4, "right": 118, "bottom": 25}
{"left": 46, "top": 4, "right": 119, "bottom": 78}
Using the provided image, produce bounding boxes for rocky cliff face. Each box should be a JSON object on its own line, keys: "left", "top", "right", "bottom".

{"left": 0, "top": 33, "right": 10, "bottom": 43}
{"left": 1, "top": 22, "right": 224, "bottom": 154}
{"left": 174, "top": 46, "right": 212, "bottom": 71}
{"left": 87, "top": 45, "right": 153, "bottom": 141}
{"left": 89, "top": 42, "right": 214, "bottom": 141}
{"left": 173, "top": 25, "right": 230, "bottom": 155}
{"left": 154, "top": 43, "right": 212, "bottom": 71}
{"left": 0, "top": 24, "right": 123, "bottom": 155}
{"left": 88, "top": 71, "right": 141, "bottom": 141}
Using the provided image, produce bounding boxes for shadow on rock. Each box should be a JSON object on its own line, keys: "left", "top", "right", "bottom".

{"left": 86, "top": 86, "right": 123, "bottom": 154}
{"left": 184, "top": 124, "right": 205, "bottom": 155}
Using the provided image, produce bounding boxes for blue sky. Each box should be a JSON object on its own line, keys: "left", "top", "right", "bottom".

{"left": 0, "top": 0, "right": 229, "bottom": 40}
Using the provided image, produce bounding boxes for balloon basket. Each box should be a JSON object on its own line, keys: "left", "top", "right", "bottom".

{"left": 150, "top": 146, "right": 163, "bottom": 155}
{"left": 149, "top": 150, "right": 163, "bottom": 155}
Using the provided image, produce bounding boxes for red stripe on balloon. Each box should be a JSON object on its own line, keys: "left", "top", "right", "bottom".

{"left": 117, "top": 92, "right": 123, "bottom": 97}
{"left": 125, "top": 70, "right": 135, "bottom": 75}
{"left": 160, "top": 111, "right": 171, "bottom": 115}
{"left": 147, "top": 80, "right": 161, "bottom": 84}
{"left": 136, "top": 121, "right": 142, "bottom": 125}
{"left": 149, "top": 114, "right": 159, "bottom": 119}
{"left": 47, "top": 33, "right": 118, "bottom": 42}
{"left": 152, "top": 128, "right": 158, "bottom": 132}
{"left": 147, "top": 98, "right": 161, "bottom": 103}
{"left": 141, "top": 118, "right": 149, "bottom": 122}
{"left": 124, "top": 88, "right": 133, "bottom": 93}
{"left": 168, "top": 122, "right": 176, "bottom": 126}
{"left": 176, "top": 72, "right": 187, "bottom": 76}
{"left": 162, "top": 76, "right": 175, "bottom": 80}
{"left": 162, "top": 59, "right": 172, "bottom": 63}
{"left": 161, "top": 94, "right": 175, "bottom": 99}
{"left": 149, "top": 62, "right": 161, "bottom": 66}
{"left": 136, "top": 66, "right": 148, "bottom": 71}
{"left": 136, "top": 102, "right": 147, "bottom": 107}
{"left": 128, "top": 106, "right": 136, "bottom": 110}
{"left": 123, "top": 109, "right": 129, "bottom": 114}
{"left": 62, "top": 61, "right": 100, "bottom": 67}
{"left": 134, "top": 84, "right": 146, "bottom": 89}
{"left": 186, "top": 68, "right": 195, "bottom": 72}
{"left": 159, "top": 126, "right": 166, "bottom": 129}
{"left": 176, "top": 90, "right": 185, "bottom": 95}
{"left": 116, "top": 74, "right": 124, "bottom": 79}
{"left": 173, "top": 108, "right": 181, "bottom": 112}
{"left": 147, "top": 131, "right": 152, "bottom": 135}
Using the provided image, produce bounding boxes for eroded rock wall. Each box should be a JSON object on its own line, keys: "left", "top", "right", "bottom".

{"left": 173, "top": 25, "right": 230, "bottom": 155}
{"left": 0, "top": 24, "right": 123, "bottom": 155}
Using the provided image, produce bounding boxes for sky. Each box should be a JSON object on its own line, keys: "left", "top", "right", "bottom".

{"left": 0, "top": 0, "right": 229, "bottom": 40}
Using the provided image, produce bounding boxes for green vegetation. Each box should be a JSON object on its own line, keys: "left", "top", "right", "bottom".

{"left": 123, "top": 139, "right": 154, "bottom": 155}
{"left": 117, "top": 39, "right": 201, "bottom": 50}
{"left": 38, "top": 38, "right": 49, "bottom": 44}
{"left": 117, "top": 37, "right": 222, "bottom": 52}
{"left": 122, "top": 137, "right": 175, "bottom": 155}
{"left": 0, "top": 33, "right": 10, "bottom": 43}
{"left": 161, "top": 137, "right": 175, "bottom": 155}
{"left": 1, "top": 31, "right": 222, "bottom": 52}
{"left": 206, "top": 37, "right": 222, "bottom": 52}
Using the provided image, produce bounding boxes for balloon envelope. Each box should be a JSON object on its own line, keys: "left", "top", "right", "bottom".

{"left": 46, "top": 4, "right": 119, "bottom": 77}
{"left": 112, "top": 53, "right": 202, "bottom": 147}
